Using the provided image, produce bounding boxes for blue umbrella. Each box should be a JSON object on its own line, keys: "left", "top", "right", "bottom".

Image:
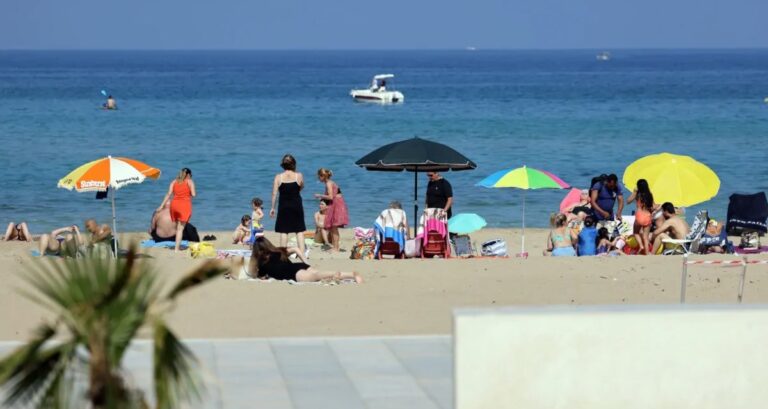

{"left": 448, "top": 213, "right": 487, "bottom": 235}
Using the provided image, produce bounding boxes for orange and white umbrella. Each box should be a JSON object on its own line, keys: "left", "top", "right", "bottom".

{"left": 58, "top": 156, "right": 161, "bottom": 192}
{"left": 57, "top": 156, "right": 161, "bottom": 254}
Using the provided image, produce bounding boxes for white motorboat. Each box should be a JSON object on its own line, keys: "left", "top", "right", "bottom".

{"left": 596, "top": 51, "right": 611, "bottom": 61}
{"left": 350, "top": 74, "right": 404, "bottom": 103}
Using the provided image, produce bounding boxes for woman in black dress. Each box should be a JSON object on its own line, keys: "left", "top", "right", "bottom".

{"left": 249, "top": 237, "right": 363, "bottom": 283}
{"left": 270, "top": 154, "right": 307, "bottom": 256}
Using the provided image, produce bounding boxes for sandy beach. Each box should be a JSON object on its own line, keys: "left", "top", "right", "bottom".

{"left": 0, "top": 228, "right": 766, "bottom": 342}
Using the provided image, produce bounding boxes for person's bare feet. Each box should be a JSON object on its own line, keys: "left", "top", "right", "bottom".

{"left": 353, "top": 272, "right": 364, "bottom": 284}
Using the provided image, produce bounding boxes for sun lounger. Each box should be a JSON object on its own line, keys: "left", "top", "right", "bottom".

{"left": 662, "top": 210, "right": 708, "bottom": 255}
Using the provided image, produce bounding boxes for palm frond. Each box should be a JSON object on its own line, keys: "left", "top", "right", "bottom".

{"left": 0, "top": 338, "right": 77, "bottom": 408}
{"left": 152, "top": 320, "right": 204, "bottom": 409}
{"left": 165, "top": 260, "right": 227, "bottom": 300}
{"left": 0, "top": 324, "right": 56, "bottom": 384}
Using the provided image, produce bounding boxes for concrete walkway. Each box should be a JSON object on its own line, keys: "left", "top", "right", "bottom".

{"left": 0, "top": 335, "right": 453, "bottom": 409}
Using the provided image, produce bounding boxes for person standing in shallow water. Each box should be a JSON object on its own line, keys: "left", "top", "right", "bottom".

{"left": 314, "top": 168, "right": 349, "bottom": 253}
{"left": 271, "top": 154, "right": 307, "bottom": 256}
{"left": 157, "top": 167, "right": 196, "bottom": 252}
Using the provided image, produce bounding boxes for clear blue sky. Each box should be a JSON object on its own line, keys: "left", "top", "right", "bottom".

{"left": 1, "top": 0, "right": 766, "bottom": 49}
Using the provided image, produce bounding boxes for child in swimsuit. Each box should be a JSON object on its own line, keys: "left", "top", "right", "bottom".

{"left": 232, "top": 214, "right": 252, "bottom": 245}
{"left": 245, "top": 197, "right": 265, "bottom": 245}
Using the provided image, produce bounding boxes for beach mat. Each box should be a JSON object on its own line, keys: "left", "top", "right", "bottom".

{"left": 140, "top": 240, "right": 189, "bottom": 250}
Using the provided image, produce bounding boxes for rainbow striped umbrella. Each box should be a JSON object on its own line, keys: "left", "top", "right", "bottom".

{"left": 477, "top": 166, "right": 570, "bottom": 257}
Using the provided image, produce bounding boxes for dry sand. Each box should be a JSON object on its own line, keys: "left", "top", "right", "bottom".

{"left": 1, "top": 228, "right": 767, "bottom": 341}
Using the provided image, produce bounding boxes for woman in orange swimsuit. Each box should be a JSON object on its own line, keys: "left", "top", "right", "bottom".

{"left": 627, "top": 179, "right": 655, "bottom": 255}
{"left": 158, "top": 167, "right": 196, "bottom": 252}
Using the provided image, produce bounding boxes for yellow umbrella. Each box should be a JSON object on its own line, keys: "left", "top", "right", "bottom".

{"left": 622, "top": 153, "right": 719, "bottom": 207}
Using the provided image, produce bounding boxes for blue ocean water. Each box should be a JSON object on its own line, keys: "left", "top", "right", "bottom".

{"left": 1, "top": 50, "right": 767, "bottom": 233}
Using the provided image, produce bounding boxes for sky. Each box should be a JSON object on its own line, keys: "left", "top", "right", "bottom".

{"left": 1, "top": 0, "right": 767, "bottom": 49}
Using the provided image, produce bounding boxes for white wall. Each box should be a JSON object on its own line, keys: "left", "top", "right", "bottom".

{"left": 454, "top": 306, "right": 768, "bottom": 409}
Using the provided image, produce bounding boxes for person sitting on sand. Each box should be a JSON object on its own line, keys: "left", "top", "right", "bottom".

{"left": 577, "top": 215, "right": 598, "bottom": 256}
{"left": 651, "top": 202, "right": 690, "bottom": 254}
{"left": 4, "top": 222, "right": 31, "bottom": 242}
{"left": 232, "top": 214, "right": 252, "bottom": 244}
{"left": 38, "top": 225, "right": 82, "bottom": 257}
{"left": 149, "top": 202, "right": 200, "bottom": 243}
{"left": 85, "top": 219, "right": 114, "bottom": 250}
{"left": 596, "top": 227, "right": 623, "bottom": 256}
{"left": 545, "top": 213, "right": 578, "bottom": 257}
{"left": 314, "top": 200, "right": 330, "bottom": 247}
{"left": 248, "top": 237, "right": 362, "bottom": 283}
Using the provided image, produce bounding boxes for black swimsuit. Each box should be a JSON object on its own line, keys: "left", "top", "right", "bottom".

{"left": 261, "top": 252, "right": 310, "bottom": 281}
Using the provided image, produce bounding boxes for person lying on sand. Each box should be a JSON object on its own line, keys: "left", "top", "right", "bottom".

{"left": 245, "top": 237, "right": 362, "bottom": 283}
{"left": 651, "top": 202, "right": 690, "bottom": 254}
{"left": 4, "top": 222, "right": 31, "bottom": 242}
{"left": 38, "top": 225, "right": 83, "bottom": 257}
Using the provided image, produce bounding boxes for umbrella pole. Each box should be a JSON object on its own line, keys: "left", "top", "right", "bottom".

{"left": 111, "top": 189, "right": 118, "bottom": 256}
{"left": 521, "top": 190, "right": 525, "bottom": 255}
{"left": 414, "top": 168, "right": 418, "bottom": 237}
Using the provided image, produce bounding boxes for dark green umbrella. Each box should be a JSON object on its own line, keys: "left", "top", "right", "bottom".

{"left": 355, "top": 137, "right": 477, "bottom": 230}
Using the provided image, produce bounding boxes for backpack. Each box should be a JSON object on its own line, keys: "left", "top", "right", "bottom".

{"left": 590, "top": 174, "right": 608, "bottom": 191}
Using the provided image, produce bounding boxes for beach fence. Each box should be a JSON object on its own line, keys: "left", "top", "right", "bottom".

{"left": 679, "top": 254, "right": 768, "bottom": 304}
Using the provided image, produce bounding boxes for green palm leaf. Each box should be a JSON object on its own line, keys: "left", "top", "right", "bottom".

{"left": 153, "top": 320, "right": 204, "bottom": 409}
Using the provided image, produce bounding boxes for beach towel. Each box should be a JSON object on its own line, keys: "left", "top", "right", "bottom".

{"left": 140, "top": 239, "right": 189, "bottom": 249}
{"left": 416, "top": 208, "right": 451, "bottom": 257}
{"left": 373, "top": 208, "right": 408, "bottom": 254}
{"left": 216, "top": 249, "right": 252, "bottom": 259}
{"left": 354, "top": 227, "right": 374, "bottom": 242}
{"left": 416, "top": 208, "right": 449, "bottom": 239}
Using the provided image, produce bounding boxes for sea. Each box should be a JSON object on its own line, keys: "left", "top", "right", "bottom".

{"left": 1, "top": 49, "right": 767, "bottom": 233}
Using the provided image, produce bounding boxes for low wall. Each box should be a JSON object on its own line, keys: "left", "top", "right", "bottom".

{"left": 454, "top": 305, "right": 768, "bottom": 409}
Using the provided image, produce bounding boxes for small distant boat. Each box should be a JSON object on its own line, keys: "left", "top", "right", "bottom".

{"left": 466, "top": 46, "right": 477, "bottom": 51}
{"left": 596, "top": 51, "right": 611, "bottom": 61}
{"left": 350, "top": 74, "right": 404, "bottom": 104}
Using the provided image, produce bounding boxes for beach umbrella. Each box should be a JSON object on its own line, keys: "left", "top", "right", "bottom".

{"left": 477, "top": 166, "right": 570, "bottom": 257}
{"left": 58, "top": 156, "right": 161, "bottom": 254}
{"left": 559, "top": 188, "right": 583, "bottom": 213}
{"left": 448, "top": 213, "right": 487, "bottom": 235}
{"left": 355, "top": 137, "right": 476, "bottom": 231}
{"left": 622, "top": 153, "right": 720, "bottom": 207}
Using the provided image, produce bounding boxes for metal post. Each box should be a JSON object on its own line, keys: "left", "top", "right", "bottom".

{"left": 111, "top": 188, "right": 118, "bottom": 257}
{"left": 680, "top": 253, "right": 688, "bottom": 303}
{"left": 738, "top": 256, "right": 748, "bottom": 304}
{"left": 521, "top": 190, "right": 526, "bottom": 256}
{"left": 413, "top": 168, "right": 418, "bottom": 238}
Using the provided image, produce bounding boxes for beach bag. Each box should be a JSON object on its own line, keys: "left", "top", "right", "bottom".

{"left": 190, "top": 242, "right": 217, "bottom": 258}
{"left": 740, "top": 231, "right": 760, "bottom": 249}
{"left": 481, "top": 239, "right": 508, "bottom": 257}
{"left": 404, "top": 239, "right": 421, "bottom": 258}
{"left": 350, "top": 241, "right": 375, "bottom": 260}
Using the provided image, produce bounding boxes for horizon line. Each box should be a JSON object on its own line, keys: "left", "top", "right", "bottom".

{"left": 2, "top": 46, "right": 768, "bottom": 52}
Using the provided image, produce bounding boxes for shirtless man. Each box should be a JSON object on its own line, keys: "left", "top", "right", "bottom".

{"left": 651, "top": 202, "right": 690, "bottom": 254}
{"left": 85, "top": 219, "right": 113, "bottom": 245}
{"left": 150, "top": 202, "right": 177, "bottom": 242}
{"left": 104, "top": 95, "right": 117, "bottom": 110}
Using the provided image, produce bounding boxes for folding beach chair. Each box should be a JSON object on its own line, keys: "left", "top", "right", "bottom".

{"left": 662, "top": 210, "right": 708, "bottom": 255}
{"left": 418, "top": 208, "right": 450, "bottom": 259}
{"left": 452, "top": 235, "right": 475, "bottom": 258}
